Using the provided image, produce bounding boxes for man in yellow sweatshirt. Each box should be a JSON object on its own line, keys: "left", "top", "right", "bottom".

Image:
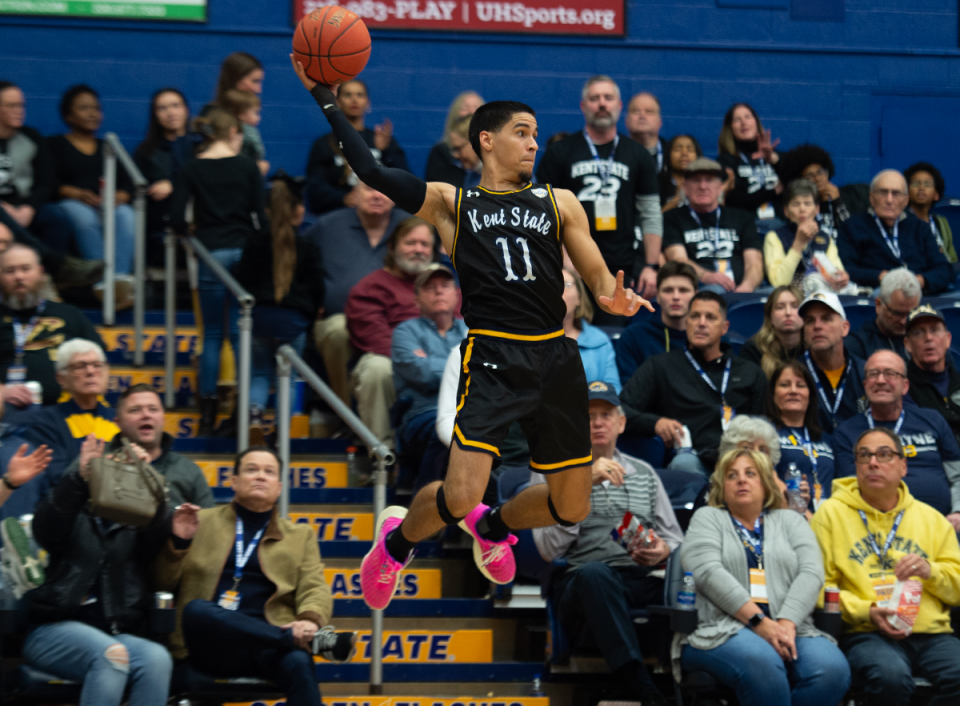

{"left": 811, "top": 426, "right": 960, "bottom": 706}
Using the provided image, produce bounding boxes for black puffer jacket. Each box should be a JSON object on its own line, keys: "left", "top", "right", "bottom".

{"left": 29, "top": 468, "right": 171, "bottom": 634}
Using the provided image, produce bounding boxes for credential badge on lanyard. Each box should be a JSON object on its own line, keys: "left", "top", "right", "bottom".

{"left": 584, "top": 131, "right": 619, "bottom": 231}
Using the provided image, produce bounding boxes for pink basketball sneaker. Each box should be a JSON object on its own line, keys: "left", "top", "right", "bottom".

{"left": 360, "top": 506, "right": 411, "bottom": 610}
{"left": 458, "top": 504, "right": 518, "bottom": 584}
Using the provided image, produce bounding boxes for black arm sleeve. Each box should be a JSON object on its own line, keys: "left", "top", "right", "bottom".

{"left": 310, "top": 85, "right": 427, "bottom": 215}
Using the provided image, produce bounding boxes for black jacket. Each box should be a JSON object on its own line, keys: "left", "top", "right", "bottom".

{"left": 29, "top": 468, "right": 171, "bottom": 633}
{"left": 845, "top": 318, "right": 907, "bottom": 361}
{"left": 621, "top": 344, "right": 767, "bottom": 466}
{"left": 907, "top": 359, "right": 960, "bottom": 447}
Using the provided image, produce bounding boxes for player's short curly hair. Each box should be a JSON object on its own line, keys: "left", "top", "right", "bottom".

{"left": 469, "top": 101, "right": 536, "bottom": 160}
{"left": 775, "top": 143, "right": 836, "bottom": 184}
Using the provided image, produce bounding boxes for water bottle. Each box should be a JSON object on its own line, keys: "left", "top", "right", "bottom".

{"left": 678, "top": 572, "right": 696, "bottom": 610}
{"left": 530, "top": 674, "right": 545, "bottom": 697}
{"left": 786, "top": 463, "right": 806, "bottom": 514}
{"left": 346, "top": 446, "right": 358, "bottom": 487}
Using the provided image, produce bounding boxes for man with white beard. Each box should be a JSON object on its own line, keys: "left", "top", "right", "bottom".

{"left": 344, "top": 216, "right": 451, "bottom": 449}
{"left": 0, "top": 243, "right": 103, "bottom": 411}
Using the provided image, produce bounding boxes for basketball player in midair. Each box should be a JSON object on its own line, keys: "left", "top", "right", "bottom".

{"left": 292, "top": 57, "right": 652, "bottom": 610}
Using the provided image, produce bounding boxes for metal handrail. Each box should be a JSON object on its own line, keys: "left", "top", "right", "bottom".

{"left": 102, "top": 133, "right": 147, "bottom": 365}
{"left": 275, "top": 345, "right": 394, "bottom": 694}
{"left": 163, "top": 230, "right": 255, "bottom": 448}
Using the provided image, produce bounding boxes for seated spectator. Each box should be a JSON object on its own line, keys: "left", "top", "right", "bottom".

{"left": 679, "top": 448, "right": 850, "bottom": 706}
{"left": 905, "top": 162, "right": 956, "bottom": 263}
{"left": 220, "top": 88, "right": 269, "bottom": 176}
{"left": 24, "top": 435, "right": 199, "bottom": 706}
{"left": 169, "top": 108, "right": 266, "bottom": 436}
{"left": 846, "top": 268, "right": 921, "bottom": 361}
{"left": 305, "top": 183, "right": 409, "bottom": 406}
{"left": 444, "top": 114, "right": 481, "bottom": 191}
{"left": 235, "top": 172, "right": 323, "bottom": 440}
{"left": 799, "top": 291, "right": 867, "bottom": 431}
{"left": 563, "top": 268, "right": 619, "bottom": 392}
{"left": 424, "top": 91, "right": 484, "bottom": 187}
{"left": 533, "top": 382, "right": 683, "bottom": 706}
{"left": 811, "top": 427, "right": 960, "bottom": 706}
{"left": 48, "top": 84, "right": 136, "bottom": 306}
{"left": 838, "top": 170, "right": 951, "bottom": 295}
{"left": 739, "top": 285, "right": 804, "bottom": 378}
{"left": 134, "top": 88, "right": 189, "bottom": 264}
{"left": 154, "top": 447, "right": 354, "bottom": 706}
{"left": 663, "top": 157, "right": 763, "bottom": 294}
{"left": 345, "top": 217, "right": 440, "bottom": 449}
{"left": 112, "top": 383, "right": 214, "bottom": 508}
{"left": 615, "top": 260, "right": 695, "bottom": 383}
{"left": 904, "top": 305, "right": 960, "bottom": 447}
{"left": 716, "top": 103, "right": 781, "bottom": 221}
{"left": 834, "top": 349, "right": 960, "bottom": 527}
{"left": 658, "top": 134, "right": 702, "bottom": 211}
{"left": 766, "top": 361, "right": 835, "bottom": 506}
{"left": 392, "top": 264, "right": 466, "bottom": 490}
{"left": 22, "top": 339, "right": 119, "bottom": 493}
{"left": 775, "top": 144, "right": 869, "bottom": 238}
{"left": 717, "top": 414, "right": 781, "bottom": 467}
{"left": 625, "top": 92, "right": 666, "bottom": 172}
{"left": 764, "top": 179, "right": 853, "bottom": 293}
{"left": 621, "top": 292, "right": 767, "bottom": 477}
{"left": 305, "top": 79, "right": 408, "bottom": 215}
{"left": 0, "top": 243, "right": 105, "bottom": 409}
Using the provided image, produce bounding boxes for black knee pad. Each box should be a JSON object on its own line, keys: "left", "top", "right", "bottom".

{"left": 548, "top": 495, "right": 577, "bottom": 527}
{"left": 436, "top": 486, "right": 466, "bottom": 525}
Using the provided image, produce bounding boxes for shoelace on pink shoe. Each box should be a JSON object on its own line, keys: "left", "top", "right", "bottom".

{"left": 376, "top": 561, "right": 400, "bottom": 584}
{"left": 480, "top": 543, "right": 509, "bottom": 568}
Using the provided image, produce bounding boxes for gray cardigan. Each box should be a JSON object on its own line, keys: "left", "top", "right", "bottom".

{"left": 678, "top": 506, "right": 828, "bottom": 651}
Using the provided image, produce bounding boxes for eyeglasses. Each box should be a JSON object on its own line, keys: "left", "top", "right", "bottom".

{"left": 66, "top": 361, "right": 106, "bottom": 373}
{"left": 907, "top": 325, "right": 947, "bottom": 339}
{"left": 864, "top": 368, "right": 906, "bottom": 381}
{"left": 879, "top": 300, "right": 913, "bottom": 320}
{"left": 873, "top": 188, "right": 907, "bottom": 199}
{"left": 855, "top": 448, "right": 902, "bottom": 464}
{"left": 910, "top": 180, "right": 935, "bottom": 189}
{"left": 803, "top": 167, "right": 828, "bottom": 179}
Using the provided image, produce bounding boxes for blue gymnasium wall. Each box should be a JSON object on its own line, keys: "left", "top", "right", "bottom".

{"left": 1, "top": 0, "right": 959, "bottom": 191}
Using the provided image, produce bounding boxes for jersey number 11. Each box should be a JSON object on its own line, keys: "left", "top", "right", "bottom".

{"left": 495, "top": 237, "right": 537, "bottom": 282}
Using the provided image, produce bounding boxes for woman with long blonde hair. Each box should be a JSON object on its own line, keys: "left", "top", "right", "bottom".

{"left": 424, "top": 90, "right": 485, "bottom": 186}
{"left": 739, "top": 285, "right": 804, "bottom": 378}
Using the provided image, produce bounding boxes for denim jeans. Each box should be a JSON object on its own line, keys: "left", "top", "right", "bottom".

{"left": 841, "top": 631, "right": 960, "bottom": 706}
{"left": 251, "top": 329, "right": 307, "bottom": 411}
{"left": 23, "top": 620, "right": 172, "bottom": 706}
{"left": 668, "top": 450, "right": 709, "bottom": 478}
{"left": 182, "top": 599, "right": 321, "bottom": 706}
{"left": 681, "top": 629, "right": 850, "bottom": 706}
{"left": 58, "top": 199, "right": 134, "bottom": 274}
{"left": 197, "top": 247, "right": 242, "bottom": 396}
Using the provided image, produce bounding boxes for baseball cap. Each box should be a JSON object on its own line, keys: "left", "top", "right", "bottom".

{"left": 587, "top": 381, "right": 620, "bottom": 407}
{"left": 906, "top": 303, "right": 946, "bottom": 332}
{"left": 798, "top": 291, "right": 846, "bottom": 321}
{"left": 683, "top": 157, "right": 726, "bottom": 179}
{"left": 414, "top": 263, "right": 455, "bottom": 292}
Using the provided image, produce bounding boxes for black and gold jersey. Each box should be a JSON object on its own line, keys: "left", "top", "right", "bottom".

{"left": 451, "top": 183, "right": 565, "bottom": 335}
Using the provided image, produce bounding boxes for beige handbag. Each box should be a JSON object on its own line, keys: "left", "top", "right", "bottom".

{"left": 88, "top": 438, "right": 168, "bottom": 527}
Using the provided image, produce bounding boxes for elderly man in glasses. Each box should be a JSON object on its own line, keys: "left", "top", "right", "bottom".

{"left": 837, "top": 169, "right": 952, "bottom": 295}
{"left": 832, "top": 349, "right": 960, "bottom": 531}
{"left": 811, "top": 426, "right": 960, "bottom": 706}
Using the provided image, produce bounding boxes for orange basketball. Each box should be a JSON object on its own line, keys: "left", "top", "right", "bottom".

{"left": 293, "top": 6, "right": 371, "bottom": 85}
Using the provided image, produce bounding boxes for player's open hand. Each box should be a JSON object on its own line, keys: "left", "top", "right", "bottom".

{"left": 598, "top": 271, "right": 654, "bottom": 317}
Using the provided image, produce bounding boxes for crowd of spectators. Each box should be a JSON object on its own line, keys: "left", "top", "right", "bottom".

{"left": 0, "top": 61, "right": 959, "bottom": 706}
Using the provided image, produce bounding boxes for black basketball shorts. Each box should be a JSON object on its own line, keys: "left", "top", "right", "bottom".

{"left": 452, "top": 329, "right": 592, "bottom": 474}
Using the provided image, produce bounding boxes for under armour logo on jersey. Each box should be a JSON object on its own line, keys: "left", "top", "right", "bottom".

{"left": 466, "top": 190, "right": 479, "bottom": 198}
{"left": 483, "top": 362, "right": 499, "bottom": 369}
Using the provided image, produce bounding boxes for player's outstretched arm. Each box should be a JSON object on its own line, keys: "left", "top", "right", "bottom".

{"left": 555, "top": 189, "right": 654, "bottom": 317}
{"left": 291, "top": 56, "right": 456, "bottom": 249}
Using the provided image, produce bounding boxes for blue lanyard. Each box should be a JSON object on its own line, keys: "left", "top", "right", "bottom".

{"left": 234, "top": 517, "right": 266, "bottom": 582}
{"left": 786, "top": 425, "right": 819, "bottom": 479}
{"left": 866, "top": 408, "right": 905, "bottom": 436}
{"left": 874, "top": 216, "right": 902, "bottom": 262}
{"left": 583, "top": 130, "right": 619, "bottom": 187}
{"left": 858, "top": 509, "right": 905, "bottom": 562}
{"left": 655, "top": 139, "right": 663, "bottom": 171}
{"left": 689, "top": 207, "right": 722, "bottom": 261}
{"left": 12, "top": 300, "right": 45, "bottom": 363}
{"left": 684, "top": 348, "right": 731, "bottom": 404}
{"left": 732, "top": 513, "right": 764, "bottom": 568}
{"left": 805, "top": 350, "right": 850, "bottom": 428}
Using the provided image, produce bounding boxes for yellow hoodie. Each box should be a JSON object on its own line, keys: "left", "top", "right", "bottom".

{"left": 810, "top": 477, "right": 960, "bottom": 634}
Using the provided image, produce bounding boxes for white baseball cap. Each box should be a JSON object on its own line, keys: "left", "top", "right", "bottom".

{"left": 798, "top": 291, "right": 846, "bottom": 321}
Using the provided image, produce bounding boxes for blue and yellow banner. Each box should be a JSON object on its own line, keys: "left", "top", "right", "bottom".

{"left": 99, "top": 327, "right": 199, "bottom": 356}
{"left": 228, "top": 699, "right": 550, "bottom": 706}
{"left": 324, "top": 569, "right": 441, "bottom": 599}
{"left": 289, "top": 513, "right": 373, "bottom": 541}
{"left": 329, "top": 630, "right": 491, "bottom": 663}
{"left": 198, "top": 460, "right": 347, "bottom": 489}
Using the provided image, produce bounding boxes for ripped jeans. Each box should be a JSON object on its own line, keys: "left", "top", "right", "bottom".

{"left": 23, "top": 620, "right": 172, "bottom": 706}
